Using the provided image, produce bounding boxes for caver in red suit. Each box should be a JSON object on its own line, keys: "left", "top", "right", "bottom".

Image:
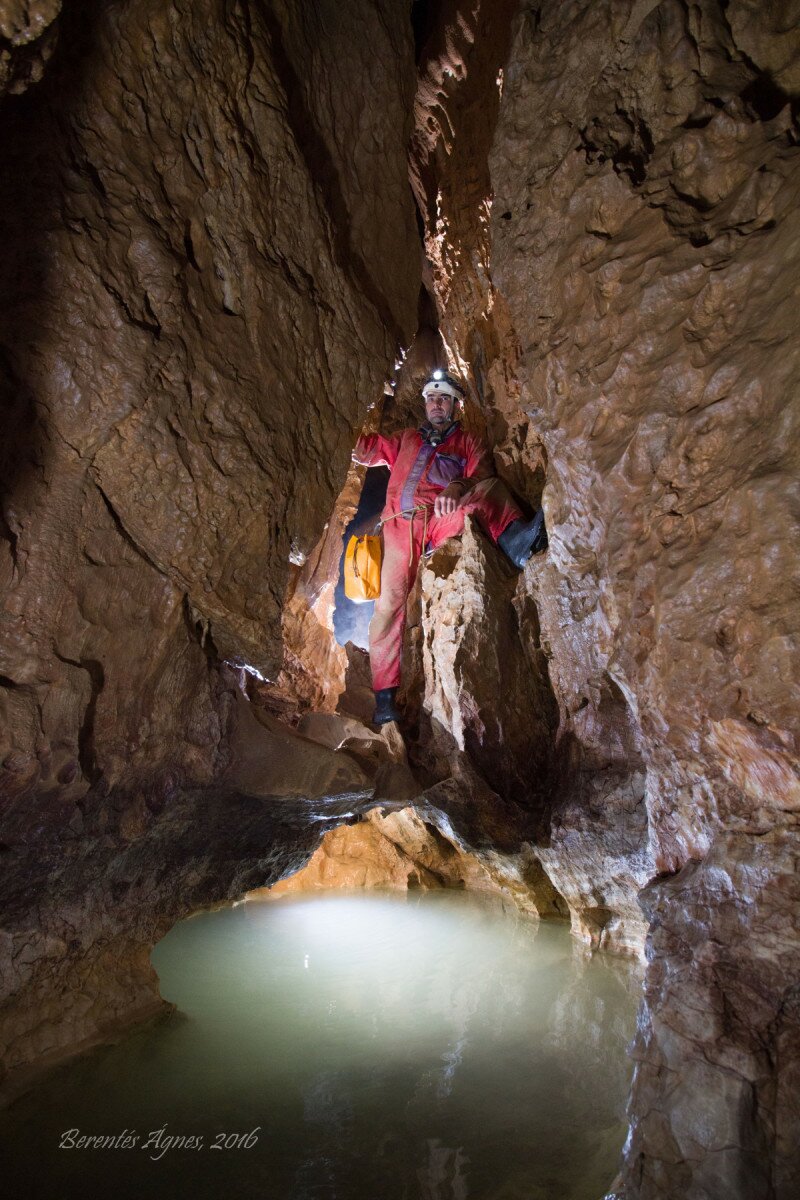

{"left": 352, "top": 370, "right": 547, "bottom": 725}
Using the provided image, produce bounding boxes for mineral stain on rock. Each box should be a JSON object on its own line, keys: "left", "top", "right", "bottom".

{"left": 1, "top": 2, "right": 799, "bottom": 1198}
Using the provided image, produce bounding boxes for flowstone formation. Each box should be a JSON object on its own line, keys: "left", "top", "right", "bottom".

{"left": 0, "top": 1, "right": 62, "bottom": 97}
{"left": 0, "top": 0, "right": 419, "bottom": 1090}
{"left": 408, "top": 0, "right": 800, "bottom": 1196}
{"left": 0, "top": 1, "right": 798, "bottom": 1198}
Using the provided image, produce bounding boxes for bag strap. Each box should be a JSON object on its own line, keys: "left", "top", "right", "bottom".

{"left": 375, "top": 505, "right": 430, "bottom": 567}
{"left": 353, "top": 503, "right": 431, "bottom": 573}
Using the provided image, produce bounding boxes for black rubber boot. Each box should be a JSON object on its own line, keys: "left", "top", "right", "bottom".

{"left": 497, "top": 508, "right": 548, "bottom": 569}
{"left": 373, "top": 687, "right": 401, "bottom": 725}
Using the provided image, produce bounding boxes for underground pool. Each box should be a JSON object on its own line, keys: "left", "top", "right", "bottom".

{"left": 1, "top": 891, "right": 642, "bottom": 1199}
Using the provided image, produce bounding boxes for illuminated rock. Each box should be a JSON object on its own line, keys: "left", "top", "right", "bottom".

{"left": 410, "top": 0, "right": 800, "bottom": 1192}
{"left": 1, "top": 3, "right": 799, "bottom": 1195}
{"left": 0, "top": 0, "right": 418, "bottom": 1093}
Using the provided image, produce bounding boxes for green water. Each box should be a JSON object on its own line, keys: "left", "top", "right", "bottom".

{"left": 1, "top": 892, "right": 641, "bottom": 1200}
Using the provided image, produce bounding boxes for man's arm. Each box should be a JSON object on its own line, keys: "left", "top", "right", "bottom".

{"left": 432, "top": 437, "right": 493, "bottom": 516}
{"left": 352, "top": 432, "right": 402, "bottom": 469}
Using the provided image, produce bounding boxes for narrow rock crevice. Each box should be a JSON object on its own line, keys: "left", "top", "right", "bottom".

{"left": 0, "top": 3, "right": 798, "bottom": 1198}
{"left": 51, "top": 652, "right": 105, "bottom": 786}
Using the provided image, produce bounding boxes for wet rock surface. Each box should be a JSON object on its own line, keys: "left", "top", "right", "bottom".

{"left": 1, "top": 2, "right": 799, "bottom": 1197}
{"left": 414, "top": 521, "right": 556, "bottom": 807}
{"left": 0, "top": 686, "right": 377, "bottom": 1097}
{"left": 409, "top": 0, "right": 800, "bottom": 1195}
{"left": 0, "top": 0, "right": 61, "bottom": 97}
{"left": 626, "top": 829, "right": 800, "bottom": 1199}
{"left": 0, "top": 0, "right": 418, "bottom": 1091}
{"left": 251, "top": 806, "right": 504, "bottom": 896}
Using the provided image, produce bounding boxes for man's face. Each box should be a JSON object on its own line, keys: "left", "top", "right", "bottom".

{"left": 424, "top": 390, "right": 456, "bottom": 429}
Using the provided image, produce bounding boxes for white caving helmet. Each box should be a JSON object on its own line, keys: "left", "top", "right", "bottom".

{"left": 421, "top": 369, "right": 466, "bottom": 404}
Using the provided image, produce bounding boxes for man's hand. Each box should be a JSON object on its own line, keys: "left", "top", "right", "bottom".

{"left": 433, "top": 482, "right": 465, "bottom": 518}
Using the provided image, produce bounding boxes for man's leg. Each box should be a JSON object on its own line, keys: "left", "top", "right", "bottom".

{"left": 429, "top": 477, "right": 547, "bottom": 565}
{"left": 460, "top": 477, "right": 522, "bottom": 541}
{"left": 369, "top": 518, "right": 421, "bottom": 702}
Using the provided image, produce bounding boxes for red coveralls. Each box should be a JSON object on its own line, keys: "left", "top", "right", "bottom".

{"left": 353, "top": 423, "right": 523, "bottom": 691}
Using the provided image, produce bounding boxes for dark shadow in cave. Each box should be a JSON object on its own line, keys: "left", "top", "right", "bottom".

{"left": 411, "top": 0, "right": 444, "bottom": 64}
{"left": 0, "top": 5, "right": 101, "bottom": 517}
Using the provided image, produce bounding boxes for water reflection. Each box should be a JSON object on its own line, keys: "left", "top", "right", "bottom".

{"left": 1, "top": 892, "right": 642, "bottom": 1200}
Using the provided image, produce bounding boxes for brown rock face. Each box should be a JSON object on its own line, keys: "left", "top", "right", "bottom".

{"left": 629, "top": 829, "right": 800, "bottom": 1200}
{"left": 0, "top": 686, "right": 378, "bottom": 1094}
{"left": 0, "top": 0, "right": 419, "bottom": 1089}
{"left": 415, "top": 521, "right": 556, "bottom": 805}
{"left": 254, "top": 806, "right": 505, "bottom": 896}
{"left": 0, "top": 0, "right": 61, "bottom": 97}
{"left": 2, "top": 1, "right": 799, "bottom": 1196}
{"left": 409, "top": 0, "right": 800, "bottom": 1194}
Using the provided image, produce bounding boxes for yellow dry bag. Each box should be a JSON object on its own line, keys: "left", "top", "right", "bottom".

{"left": 344, "top": 532, "right": 382, "bottom": 602}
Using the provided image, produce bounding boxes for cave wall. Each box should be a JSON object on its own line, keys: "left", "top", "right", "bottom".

{"left": 0, "top": 1, "right": 62, "bottom": 97}
{"left": 491, "top": 0, "right": 800, "bottom": 870}
{"left": 0, "top": 0, "right": 419, "bottom": 798}
{"left": 0, "top": 0, "right": 419, "bottom": 1087}
{"left": 411, "top": 0, "right": 800, "bottom": 1195}
{"left": 2, "top": 0, "right": 799, "bottom": 1193}
{"left": 494, "top": 6, "right": 800, "bottom": 1195}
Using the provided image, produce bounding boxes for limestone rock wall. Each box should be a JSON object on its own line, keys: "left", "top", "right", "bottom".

{"left": 411, "top": 0, "right": 800, "bottom": 1194}
{"left": 0, "top": 0, "right": 61, "bottom": 97}
{"left": 414, "top": 521, "right": 556, "bottom": 807}
{"left": 2, "top": 1, "right": 799, "bottom": 1194}
{"left": 491, "top": 0, "right": 800, "bottom": 870}
{"left": 0, "top": 0, "right": 418, "bottom": 797}
{"left": 0, "top": 0, "right": 419, "bottom": 1088}
{"left": 253, "top": 805, "right": 506, "bottom": 896}
{"left": 410, "top": 0, "right": 655, "bottom": 955}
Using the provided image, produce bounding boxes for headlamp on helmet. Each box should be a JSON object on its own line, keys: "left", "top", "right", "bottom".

{"left": 421, "top": 370, "right": 466, "bottom": 403}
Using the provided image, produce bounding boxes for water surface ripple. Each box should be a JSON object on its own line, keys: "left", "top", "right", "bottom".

{"left": 2, "top": 891, "right": 642, "bottom": 1199}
